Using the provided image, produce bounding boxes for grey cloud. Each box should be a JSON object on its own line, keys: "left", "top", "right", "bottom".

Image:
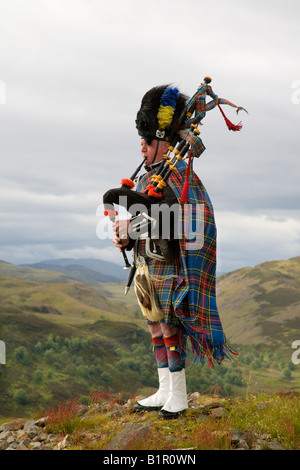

{"left": 0, "top": 0, "right": 299, "bottom": 272}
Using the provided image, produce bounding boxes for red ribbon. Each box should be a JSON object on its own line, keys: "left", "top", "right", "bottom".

{"left": 180, "top": 152, "right": 192, "bottom": 204}
{"left": 218, "top": 104, "right": 242, "bottom": 131}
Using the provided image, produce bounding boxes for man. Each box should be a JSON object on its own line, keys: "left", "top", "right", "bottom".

{"left": 110, "top": 83, "right": 238, "bottom": 419}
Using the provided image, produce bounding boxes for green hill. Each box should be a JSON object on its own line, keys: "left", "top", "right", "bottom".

{"left": 217, "top": 256, "right": 300, "bottom": 349}
{"left": 0, "top": 257, "right": 300, "bottom": 419}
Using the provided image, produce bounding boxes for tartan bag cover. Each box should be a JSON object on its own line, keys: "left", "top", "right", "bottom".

{"left": 135, "top": 159, "right": 237, "bottom": 366}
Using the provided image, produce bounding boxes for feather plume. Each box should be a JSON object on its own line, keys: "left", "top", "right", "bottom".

{"left": 157, "top": 87, "right": 179, "bottom": 130}
{"left": 135, "top": 273, "right": 152, "bottom": 310}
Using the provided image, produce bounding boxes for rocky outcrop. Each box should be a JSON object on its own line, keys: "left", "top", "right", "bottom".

{"left": 0, "top": 417, "right": 59, "bottom": 450}
{"left": 0, "top": 394, "right": 287, "bottom": 451}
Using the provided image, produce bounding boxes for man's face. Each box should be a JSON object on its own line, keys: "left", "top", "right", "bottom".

{"left": 141, "top": 138, "right": 169, "bottom": 166}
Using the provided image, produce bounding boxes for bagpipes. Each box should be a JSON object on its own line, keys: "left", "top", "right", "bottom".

{"left": 102, "top": 77, "right": 248, "bottom": 272}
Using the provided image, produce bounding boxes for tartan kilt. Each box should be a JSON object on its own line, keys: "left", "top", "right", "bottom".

{"left": 134, "top": 160, "right": 237, "bottom": 366}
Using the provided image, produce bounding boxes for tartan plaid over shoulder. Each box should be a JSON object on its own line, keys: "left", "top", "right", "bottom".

{"left": 135, "top": 160, "right": 237, "bottom": 366}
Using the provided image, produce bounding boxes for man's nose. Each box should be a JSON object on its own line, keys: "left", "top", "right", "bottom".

{"left": 141, "top": 139, "right": 147, "bottom": 152}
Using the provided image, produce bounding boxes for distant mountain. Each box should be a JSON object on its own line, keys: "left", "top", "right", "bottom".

{"left": 0, "top": 260, "right": 79, "bottom": 284}
{"left": 20, "top": 258, "right": 129, "bottom": 283}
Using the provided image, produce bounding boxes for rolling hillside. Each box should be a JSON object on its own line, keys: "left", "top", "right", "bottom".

{"left": 217, "top": 256, "right": 300, "bottom": 350}
{"left": 0, "top": 256, "right": 299, "bottom": 418}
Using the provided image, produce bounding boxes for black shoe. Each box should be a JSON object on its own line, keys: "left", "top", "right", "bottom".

{"left": 133, "top": 403, "right": 163, "bottom": 413}
{"left": 158, "top": 409, "right": 186, "bottom": 419}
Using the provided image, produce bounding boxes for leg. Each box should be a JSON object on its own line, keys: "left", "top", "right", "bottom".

{"left": 134, "top": 322, "right": 188, "bottom": 417}
{"left": 159, "top": 327, "right": 188, "bottom": 419}
{"left": 148, "top": 323, "right": 188, "bottom": 418}
{"left": 148, "top": 322, "right": 177, "bottom": 339}
{"left": 133, "top": 323, "right": 170, "bottom": 412}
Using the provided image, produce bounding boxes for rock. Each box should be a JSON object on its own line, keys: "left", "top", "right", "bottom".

{"left": 0, "top": 430, "right": 12, "bottom": 441}
{"left": 19, "top": 438, "right": 31, "bottom": 448}
{"left": 32, "top": 432, "right": 48, "bottom": 442}
{"left": 16, "top": 429, "right": 28, "bottom": 440}
{"left": 229, "top": 429, "right": 247, "bottom": 445}
{"left": 6, "top": 442, "right": 18, "bottom": 450}
{"left": 17, "top": 443, "right": 29, "bottom": 450}
{"left": 188, "top": 392, "right": 201, "bottom": 401}
{"left": 105, "top": 422, "right": 154, "bottom": 450}
{"left": 108, "top": 402, "right": 125, "bottom": 418}
{"left": 23, "top": 424, "right": 40, "bottom": 439}
{"left": 237, "top": 439, "right": 249, "bottom": 450}
{"left": 53, "top": 434, "right": 71, "bottom": 450}
{"left": 125, "top": 396, "right": 143, "bottom": 410}
{"left": 34, "top": 417, "right": 47, "bottom": 427}
{"left": 3, "top": 418, "right": 27, "bottom": 431}
{"left": 23, "top": 420, "right": 36, "bottom": 431}
{"left": 0, "top": 440, "right": 9, "bottom": 450}
{"left": 198, "top": 402, "right": 224, "bottom": 414}
{"left": 30, "top": 443, "right": 44, "bottom": 450}
{"left": 46, "top": 433, "right": 57, "bottom": 443}
{"left": 265, "top": 440, "right": 286, "bottom": 450}
{"left": 7, "top": 435, "right": 17, "bottom": 444}
{"left": 210, "top": 407, "right": 226, "bottom": 417}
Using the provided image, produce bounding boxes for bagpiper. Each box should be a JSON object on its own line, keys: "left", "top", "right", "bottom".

{"left": 103, "top": 77, "right": 247, "bottom": 418}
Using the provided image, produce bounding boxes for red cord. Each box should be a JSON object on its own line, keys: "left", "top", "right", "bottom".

{"left": 218, "top": 105, "right": 242, "bottom": 131}
{"left": 180, "top": 153, "right": 192, "bottom": 203}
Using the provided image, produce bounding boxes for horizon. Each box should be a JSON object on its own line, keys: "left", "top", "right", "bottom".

{"left": 1, "top": 252, "right": 299, "bottom": 278}
{"left": 0, "top": 1, "right": 299, "bottom": 274}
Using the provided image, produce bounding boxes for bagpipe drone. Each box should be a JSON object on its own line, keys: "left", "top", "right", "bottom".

{"left": 102, "top": 77, "right": 248, "bottom": 271}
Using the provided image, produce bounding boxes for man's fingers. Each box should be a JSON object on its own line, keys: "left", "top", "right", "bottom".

{"left": 112, "top": 240, "right": 122, "bottom": 252}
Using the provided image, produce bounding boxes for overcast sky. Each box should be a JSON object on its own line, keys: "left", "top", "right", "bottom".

{"left": 0, "top": 0, "right": 299, "bottom": 274}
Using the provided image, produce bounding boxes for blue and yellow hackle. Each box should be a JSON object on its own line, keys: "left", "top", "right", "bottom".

{"left": 157, "top": 87, "right": 179, "bottom": 130}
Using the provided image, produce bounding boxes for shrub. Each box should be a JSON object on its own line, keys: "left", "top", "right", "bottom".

{"left": 13, "top": 346, "right": 30, "bottom": 365}
{"left": 14, "top": 389, "right": 30, "bottom": 405}
{"left": 101, "top": 372, "right": 112, "bottom": 384}
{"left": 78, "top": 365, "right": 91, "bottom": 379}
{"left": 33, "top": 370, "right": 43, "bottom": 384}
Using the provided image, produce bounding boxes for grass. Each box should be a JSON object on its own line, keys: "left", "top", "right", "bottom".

{"left": 44, "top": 398, "right": 83, "bottom": 435}
{"left": 39, "top": 390, "right": 300, "bottom": 450}
{"left": 227, "top": 392, "right": 300, "bottom": 449}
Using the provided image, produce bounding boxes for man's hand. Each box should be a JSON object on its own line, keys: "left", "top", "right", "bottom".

{"left": 112, "top": 219, "right": 131, "bottom": 251}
